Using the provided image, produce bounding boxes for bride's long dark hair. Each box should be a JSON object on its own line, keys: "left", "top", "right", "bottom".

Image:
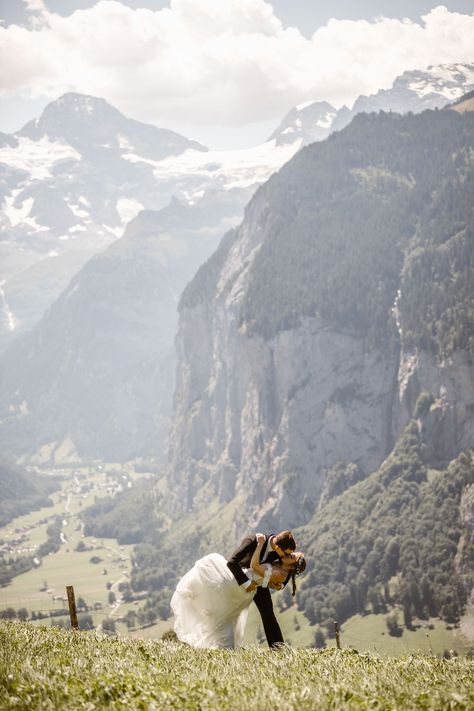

{"left": 290, "top": 553, "right": 306, "bottom": 596}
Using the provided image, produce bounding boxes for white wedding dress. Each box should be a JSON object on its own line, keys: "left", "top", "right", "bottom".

{"left": 170, "top": 553, "right": 271, "bottom": 648}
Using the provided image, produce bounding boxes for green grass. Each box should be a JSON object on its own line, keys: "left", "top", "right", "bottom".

{"left": 1, "top": 622, "right": 473, "bottom": 710}
{"left": 1, "top": 542, "right": 132, "bottom": 611}
{"left": 243, "top": 601, "right": 317, "bottom": 648}
{"left": 341, "top": 612, "right": 471, "bottom": 656}
{"left": 241, "top": 602, "right": 473, "bottom": 656}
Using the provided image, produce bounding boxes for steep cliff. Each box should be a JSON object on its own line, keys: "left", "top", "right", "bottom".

{"left": 168, "top": 108, "right": 474, "bottom": 532}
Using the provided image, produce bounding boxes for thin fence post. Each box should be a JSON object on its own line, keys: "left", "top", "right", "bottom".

{"left": 66, "top": 586, "right": 79, "bottom": 630}
{"left": 334, "top": 620, "right": 341, "bottom": 649}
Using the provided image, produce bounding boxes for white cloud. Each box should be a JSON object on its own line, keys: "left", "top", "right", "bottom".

{"left": 24, "top": 0, "right": 47, "bottom": 11}
{"left": 0, "top": 0, "right": 473, "bottom": 127}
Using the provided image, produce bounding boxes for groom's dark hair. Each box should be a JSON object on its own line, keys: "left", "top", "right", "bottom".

{"left": 274, "top": 530, "right": 296, "bottom": 551}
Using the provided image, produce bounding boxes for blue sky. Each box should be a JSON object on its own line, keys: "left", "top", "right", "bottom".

{"left": 2, "top": 1, "right": 474, "bottom": 32}
{"left": 1, "top": 1, "right": 473, "bottom": 147}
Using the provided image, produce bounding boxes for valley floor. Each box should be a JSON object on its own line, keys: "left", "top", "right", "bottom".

{"left": 0, "top": 465, "right": 149, "bottom": 635}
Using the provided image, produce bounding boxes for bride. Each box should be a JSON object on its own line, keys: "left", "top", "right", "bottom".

{"left": 170, "top": 533, "right": 303, "bottom": 648}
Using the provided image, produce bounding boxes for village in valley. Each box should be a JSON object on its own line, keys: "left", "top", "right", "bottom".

{"left": 0, "top": 465, "right": 165, "bottom": 638}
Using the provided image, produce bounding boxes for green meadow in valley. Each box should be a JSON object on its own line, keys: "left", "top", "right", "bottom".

{"left": 1, "top": 621, "right": 473, "bottom": 710}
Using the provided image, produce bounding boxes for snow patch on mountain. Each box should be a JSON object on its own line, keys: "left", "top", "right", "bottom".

{"left": 0, "top": 136, "right": 80, "bottom": 180}
{"left": 68, "top": 225, "right": 88, "bottom": 234}
{"left": 130, "top": 139, "right": 301, "bottom": 191}
{"left": 116, "top": 198, "right": 144, "bottom": 223}
{"left": 407, "top": 64, "right": 474, "bottom": 101}
{"left": 3, "top": 194, "right": 48, "bottom": 232}
{"left": 317, "top": 112, "right": 335, "bottom": 128}
{"left": 4, "top": 193, "right": 33, "bottom": 227}
{"left": 68, "top": 203, "right": 89, "bottom": 219}
{"left": 0, "top": 281, "right": 16, "bottom": 332}
{"left": 270, "top": 101, "right": 337, "bottom": 146}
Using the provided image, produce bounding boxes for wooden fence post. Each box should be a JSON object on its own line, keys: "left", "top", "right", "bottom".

{"left": 66, "top": 585, "right": 79, "bottom": 630}
{"left": 334, "top": 620, "right": 341, "bottom": 649}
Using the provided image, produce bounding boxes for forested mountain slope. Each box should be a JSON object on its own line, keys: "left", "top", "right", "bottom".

{"left": 297, "top": 423, "right": 474, "bottom": 629}
{"left": 171, "top": 108, "right": 474, "bottom": 531}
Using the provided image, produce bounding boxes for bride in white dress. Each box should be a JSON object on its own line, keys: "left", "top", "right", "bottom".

{"left": 170, "top": 533, "right": 288, "bottom": 648}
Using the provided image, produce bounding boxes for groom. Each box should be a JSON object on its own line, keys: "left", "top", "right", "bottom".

{"left": 227, "top": 530, "right": 296, "bottom": 648}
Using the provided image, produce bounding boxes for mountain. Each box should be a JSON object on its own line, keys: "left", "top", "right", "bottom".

{"left": 167, "top": 107, "right": 474, "bottom": 533}
{"left": 17, "top": 92, "right": 206, "bottom": 159}
{"left": 0, "top": 92, "right": 303, "bottom": 462}
{"left": 0, "top": 93, "right": 300, "bottom": 352}
{"left": 0, "top": 187, "right": 253, "bottom": 463}
{"left": 1, "top": 92, "right": 208, "bottom": 248}
{"left": 269, "top": 101, "right": 337, "bottom": 146}
{"left": 272, "top": 63, "right": 474, "bottom": 147}
{"left": 2, "top": 64, "right": 474, "bottom": 465}
{"left": 331, "top": 63, "right": 474, "bottom": 132}
{"left": 0, "top": 93, "right": 203, "bottom": 349}
{"left": 3, "top": 64, "right": 473, "bottom": 352}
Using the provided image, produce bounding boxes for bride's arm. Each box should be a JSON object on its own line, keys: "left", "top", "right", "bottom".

{"left": 250, "top": 533, "right": 268, "bottom": 577}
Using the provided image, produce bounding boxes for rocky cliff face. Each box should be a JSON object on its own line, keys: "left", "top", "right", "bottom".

{"left": 169, "top": 213, "right": 400, "bottom": 531}
{"left": 168, "top": 108, "right": 474, "bottom": 531}
{"left": 395, "top": 350, "right": 474, "bottom": 466}
{"left": 170, "top": 304, "right": 399, "bottom": 531}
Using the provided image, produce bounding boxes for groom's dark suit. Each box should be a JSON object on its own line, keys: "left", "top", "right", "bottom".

{"left": 227, "top": 533, "right": 286, "bottom": 648}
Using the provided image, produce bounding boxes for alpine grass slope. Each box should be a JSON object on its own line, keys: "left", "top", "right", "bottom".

{"left": 1, "top": 622, "right": 473, "bottom": 710}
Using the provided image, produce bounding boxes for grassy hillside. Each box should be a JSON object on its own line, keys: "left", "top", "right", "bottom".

{"left": 241, "top": 601, "right": 473, "bottom": 657}
{"left": 1, "top": 622, "right": 474, "bottom": 710}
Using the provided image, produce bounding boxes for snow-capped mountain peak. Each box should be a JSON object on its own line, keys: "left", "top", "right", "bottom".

{"left": 404, "top": 63, "right": 474, "bottom": 103}
{"left": 269, "top": 100, "right": 337, "bottom": 146}
{"left": 330, "top": 62, "right": 474, "bottom": 133}
{"left": 17, "top": 92, "right": 207, "bottom": 159}
{"left": 0, "top": 92, "right": 301, "bottom": 352}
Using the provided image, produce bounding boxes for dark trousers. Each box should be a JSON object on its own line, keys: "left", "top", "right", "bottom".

{"left": 253, "top": 586, "right": 284, "bottom": 648}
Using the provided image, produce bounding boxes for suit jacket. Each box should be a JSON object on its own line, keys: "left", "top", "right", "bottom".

{"left": 227, "top": 533, "right": 282, "bottom": 586}
{"left": 227, "top": 533, "right": 289, "bottom": 647}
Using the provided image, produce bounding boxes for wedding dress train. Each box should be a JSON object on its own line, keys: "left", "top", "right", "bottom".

{"left": 170, "top": 553, "right": 264, "bottom": 648}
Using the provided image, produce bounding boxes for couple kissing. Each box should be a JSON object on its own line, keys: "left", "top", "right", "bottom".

{"left": 171, "top": 530, "right": 306, "bottom": 649}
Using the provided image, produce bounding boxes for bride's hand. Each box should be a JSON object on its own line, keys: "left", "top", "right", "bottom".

{"left": 246, "top": 581, "right": 257, "bottom": 592}
{"left": 256, "top": 533, "right": 265, "bottom": 545}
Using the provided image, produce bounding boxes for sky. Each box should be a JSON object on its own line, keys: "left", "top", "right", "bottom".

{"left": 0, "top": 0, "right": 473, "bottom": 148}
